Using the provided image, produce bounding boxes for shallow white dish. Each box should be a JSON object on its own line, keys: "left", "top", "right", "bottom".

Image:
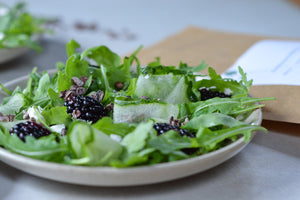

{"left": 0, "top": 47, "right": 30, "bottom": 64}
{"left": 0, "top": 34, "right": 41, "bottom": 64}
{"left": 0, "top": 72, "right": 262, "bottom": 186}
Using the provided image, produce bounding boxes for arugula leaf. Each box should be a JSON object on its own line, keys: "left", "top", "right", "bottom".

{"left": 57, "top": 71, "right": 72, "bottom": 92}
{"left": 67, "top": 122, "right": 123, "bottom": 166}
{"left": 0, "top": 2, "right": 49, "bottom": 51}
{"left": 208, "top": 67, "right": 222, "bottom": 79}
{"left": 121, "top": 122, "right": 153, "bottom": 153}
{"left": 189, "top": 96, "right": 271, "bottom": 118}
{"left": 196, "top": 125, "right": 267, "bottom": 152}
{"left": 0, "top": 93, "right": 27, "bottom": 115}
{"left": 92, "top": 117, "right": 135, "bottom": 137}
{"left": 34, "top": 73, "right": 53, "bottom": 99}
{"left": 148, "top": 130, "right": 195, "bottom": 155}
{"left": 183, "top": 113, "right": 245, "bottom": 130}
{"left": 81, "top": 45, "right": 121, "bottom": 68}
{"left": 81, "top": 44, "right": 141, "bottom": 90}
{"left": 178, "top": 60, "right": 209, "bottom": 73}
{"left": 0, "top": 125, "right": 67, "bottom": 162}
{"left": 65, "top": 54, "right": 89, "bottom": 78}
{"left": 42, "top": 106, "right": 71, "bottom": 125}
{"left": 147, "top": 57, "right": 161, "bottom": 67}
{"left": 66, "top": 39, "right": 80, "bottom": 57}
{"left": 238, "top": 66, "right": 253, "bottom": 91}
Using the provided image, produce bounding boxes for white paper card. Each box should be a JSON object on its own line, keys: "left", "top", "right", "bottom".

{"left": 223, "top": 40, "right": 300, "bottom": 86}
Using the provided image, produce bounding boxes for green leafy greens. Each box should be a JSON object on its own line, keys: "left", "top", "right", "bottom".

{"left": 0, "top": 40, "right": 274, "bottom": 167}
{"left": 0, "top": 2, "right": 49, "bottom": 51}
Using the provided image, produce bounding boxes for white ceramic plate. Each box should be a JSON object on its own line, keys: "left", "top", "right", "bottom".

{"left": 0, "top": 34, "right": 41, "bottom": 64}
{"left": 0, "top": 47, "right": 31, "bottom": 64}
{"left": 0, "top": 6, "right": 40, "bottom": 64}
{"left": 0, "top": 72, "right": 262, "bottom": 186}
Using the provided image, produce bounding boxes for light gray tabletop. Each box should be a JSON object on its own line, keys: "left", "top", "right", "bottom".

{"left": 0, "top": 0, "right": 300, "bottom": 199}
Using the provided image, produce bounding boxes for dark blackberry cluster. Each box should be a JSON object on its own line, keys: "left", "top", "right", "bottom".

{"left": 153, "top": 123, "right": 198, "bottom": 155}
{"left": 10, "top": 121, "right": 51, "bottom": 142}
{"left": 153, "top": 123, "right": 195, "bottom": 137}
{"left": 199, "top": 88, "right": 231, "bottom": 101}
{"left": 64, "top": 95, "right": 107, "bottom": 123}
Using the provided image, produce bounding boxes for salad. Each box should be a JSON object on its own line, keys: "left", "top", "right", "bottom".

{"left": 0, "top": 40, "right": 273, "bottom": 167}
{"left": 0, "top": 2, "right": 49, "bottom": 52}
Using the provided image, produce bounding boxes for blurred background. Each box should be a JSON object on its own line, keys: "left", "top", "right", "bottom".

{"left": 1, "top": 0, "right": 300, "bottom": 83}
{"left": 3, "top": 0, "right": 300, "bottom": 55}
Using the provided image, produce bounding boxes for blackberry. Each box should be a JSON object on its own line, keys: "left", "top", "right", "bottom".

{"left": 64, "top": 95, "right": 107, "bottom": 123}
{"left": 153, "top": 123, "right": 198, "bottom": 155}
{"left": 10, "top": 121, "right": 51, "bottom": 142}
{"left": 153, "top": 123, "right": 195, "bottom": 137}
{"left": 199, "top": 88, "right": 231, "bottom": 101}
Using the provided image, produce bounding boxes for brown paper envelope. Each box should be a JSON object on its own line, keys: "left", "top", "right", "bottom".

{"left": 289, "top": 0, "right": 300, "bottom": 7}
{"left": 137, "top": 27, "right": 300, "bottom": 124}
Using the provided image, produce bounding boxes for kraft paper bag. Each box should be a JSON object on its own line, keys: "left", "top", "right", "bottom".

{"left": 136, "top": 27, "right": 300, "bottom": 125}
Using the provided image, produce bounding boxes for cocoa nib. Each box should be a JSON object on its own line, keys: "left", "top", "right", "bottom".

{"left": 72, "top": 77, "right": 84, "bottom": 87}
{"left": 23, "top": 110, "right": 30, "bottom": 120}
{"left": 169, "top": 116, "right": 180, "bottom": 127}
{"left": 181, "top": 117, "right": 189, "bottom": 126}
{"left": 59, "top": 76, "right": 89, "bottom": 100}
{"left": 105, "top": 103, "right": 114, "bottom": 112}
{"left": 90, "top": 90, "right": 104, "bottom": 102}
{"left": 139, "top": 96, "right": 149, "bottom": 100}
{"left": 169, "top": 116, "right": 189, "bottom": 127}
{"left": 80, "top": 76, "right": 89, "bottom": 83}
{"left": 0, "top": 112, "right": 15, "bottom": 122}
{"left": 72, "top": 110, "right": 81, "bottom": 119}
{"left": 115, "top": 82, "right": 124, "bottom": 90}
{"left": 74, "top": 87, "right": 86, "bottom": 96}
{"left": 60, "top": 88, "right": 86, "bottom": 101}
{"left": 59, "top": 90, "right": 66, "bottom": 98}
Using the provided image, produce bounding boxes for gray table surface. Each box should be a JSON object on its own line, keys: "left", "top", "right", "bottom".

{"left": 0, "top": 0, "right": 300, "bottom": 199}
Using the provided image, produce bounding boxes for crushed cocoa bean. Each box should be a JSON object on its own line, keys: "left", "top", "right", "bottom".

{"left": 105, "top": 103, "right": 114, "bottom": 112}
{"left": 64, "top": 90, "right": 73, "bottom": 100}
{"left": 59, "top": 90, "right": 67, "bottom": 98}
{"left": 0, "top": 113, "right": 15, "bottom": 122}
{"left": 7, "top": 115, "right": 15, "bottom": 121}
{"left": 23, "top": 110, "right": 30, "bottom": 120}
{"left": 59, "top": 76, "right": 91, "bottom": 100}
{"left": 80, "top": 76, "right": 89, "bottom": 83}
{"left": 169, "top": 116, "right": 181, "bottom": 127}
{"left": 181, "top": 117, "right": 189, "bottom": 126}
{"left": 139, "top": 96, "right": 150, "bottom": 100}
{"left": 75, "top": 87, "right": 86, "bottom": 96}
{"left": 72, "top": 77, "right": 84, "bottom": 87}
{"left": 30, "top": 117, "right": 37, "bottom": 123}
{"left": 115, "top": 82, "right": 124, "bottom": 90}
{"left": 90, "top": 90, "right": 104, "bottom": 102}
{"left": 69, "top": 85, "right": 78, "bottom": 91}
{"left": 72, "top": 110, "right": 81, "bottom": 119}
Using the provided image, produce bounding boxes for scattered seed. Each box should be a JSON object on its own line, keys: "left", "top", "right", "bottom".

{"left": 139, "top": 96, "right": 149, "bottom": 100}
{"left": 105, "top": 102, "right": 114, "bottom": 112}
{"left": 181, "top": 117, "right": 189, "bottom": 126}
{"left": 169, "top": 116, "right": 180, "bottom": 127}
{"left": 0, "top": 112, "right": 15, "bottom": 122}
{"left": 72, "top": 77, "right": 84, "bottom": 87}
{"left": 72, "top": 110, "right": 81, "bottom": 119}
{"left": 90, "top": 90, "right": 104, "bottom": 102}
{"left": 23, "top": 110, "right": 30, "bottom": 120}
{"left": 115, "top": 82, "right": 124, "bottom": 90}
